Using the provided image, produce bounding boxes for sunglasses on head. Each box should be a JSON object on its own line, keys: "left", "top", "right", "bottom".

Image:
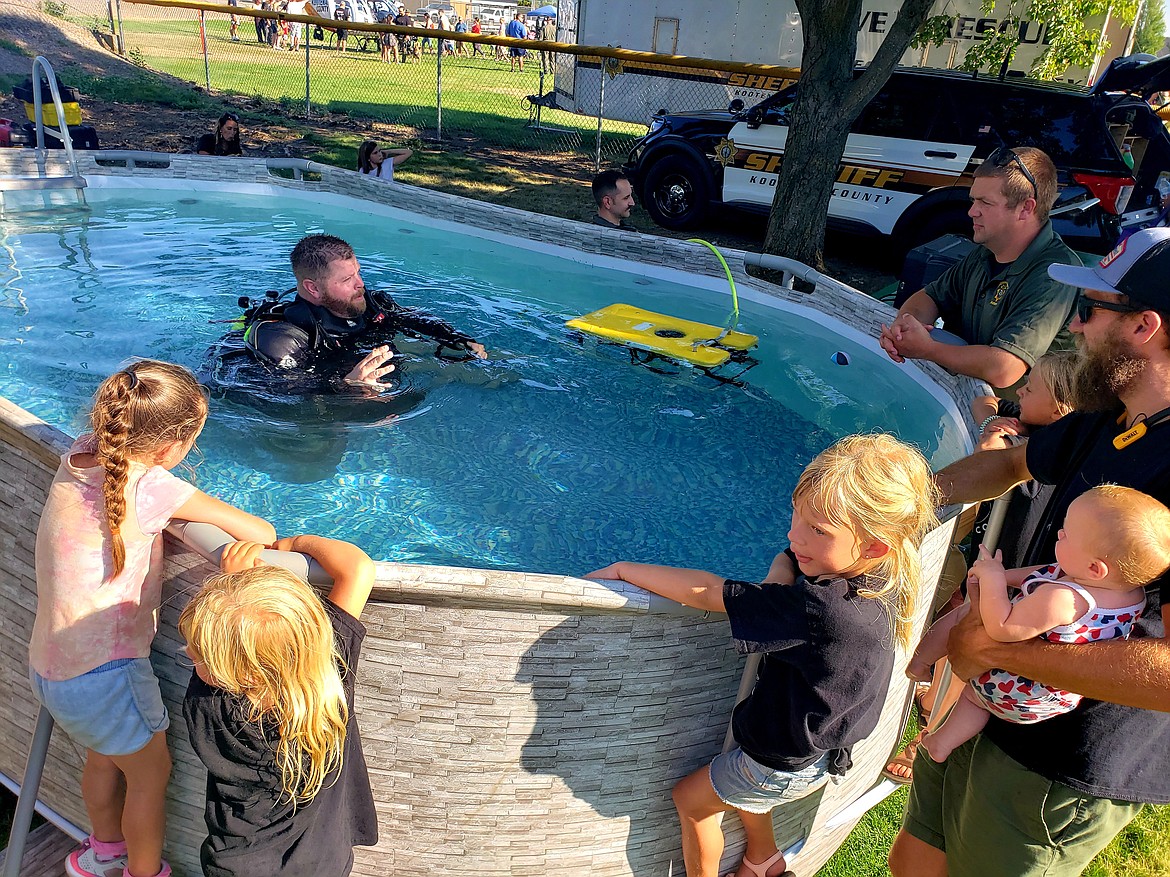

{"left": 1075, "top": 293, "right": 1141, "bottom": 324}
{"left": 987, "top": 147, "right": 1038, "bottom": 200}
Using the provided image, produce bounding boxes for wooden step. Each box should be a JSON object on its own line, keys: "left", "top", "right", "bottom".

{"left": 0, "top": 820, "right": 78, "bottom": 876}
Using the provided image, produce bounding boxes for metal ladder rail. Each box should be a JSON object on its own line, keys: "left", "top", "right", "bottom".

{"left": 18, "top": 55, "right": 87, "bottom": 192}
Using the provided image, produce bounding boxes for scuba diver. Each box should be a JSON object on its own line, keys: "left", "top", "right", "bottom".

{"left": 217, "top": 234, "right": 487, "bottom": 397}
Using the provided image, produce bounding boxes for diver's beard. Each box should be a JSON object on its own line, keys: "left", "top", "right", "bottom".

{"left": 1073, "top": 338, "right": 1146, "bottom": 412}
{"left": 326, "top": 294, "right": 366, "bottom": 319}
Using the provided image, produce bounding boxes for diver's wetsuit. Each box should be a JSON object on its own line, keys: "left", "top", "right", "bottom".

{"left": 246, "top": 290, "right": 480, "bottom": 393}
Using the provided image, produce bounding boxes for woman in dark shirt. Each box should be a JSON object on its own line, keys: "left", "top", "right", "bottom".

{"left": 196, "top": 113, "right": 243, "bottom": 156}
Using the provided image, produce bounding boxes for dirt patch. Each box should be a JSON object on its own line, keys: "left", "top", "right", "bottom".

{"left": 0, "top": 6, "right": 894, "bottom": 294}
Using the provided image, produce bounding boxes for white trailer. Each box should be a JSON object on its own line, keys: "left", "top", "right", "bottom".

{"left": 554, "top": 0, "right": 1073, "bottom": 125}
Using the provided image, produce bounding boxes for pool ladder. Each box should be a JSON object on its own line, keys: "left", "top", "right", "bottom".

{"left": 0, "top": 56, "right": 87, "bottom": 211}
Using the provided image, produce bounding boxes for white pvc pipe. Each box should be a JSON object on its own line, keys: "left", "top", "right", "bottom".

{"left": 166, "top": 520, "right": 332, "bottom": 586}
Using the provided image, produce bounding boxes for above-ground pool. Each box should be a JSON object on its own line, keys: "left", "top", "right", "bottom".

{"left": 0, "top": 180, "right": 967, "bottom": 576}
{"left": 0, "top": 154, "right": 975, "bottom": 877}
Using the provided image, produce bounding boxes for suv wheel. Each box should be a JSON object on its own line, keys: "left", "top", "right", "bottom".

{"left": 642, "top": 153, "right": 713, "bottom": 230}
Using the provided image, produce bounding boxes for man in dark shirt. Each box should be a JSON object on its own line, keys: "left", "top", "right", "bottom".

{"left": 591, "top": 169, "right": 636, "bottom": 231}
{"left": 333, "top": 2, "right": 349, "bottom": 51}
{"left": 889, "top": 227, "right": 1170, "bottom": 877}
{"left": 246, "top": 234, "right": 486, "bottom": 394}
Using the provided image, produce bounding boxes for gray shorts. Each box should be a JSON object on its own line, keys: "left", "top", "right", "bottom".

{"left": 709, "top": 747, "right": 829, "bottom": 814}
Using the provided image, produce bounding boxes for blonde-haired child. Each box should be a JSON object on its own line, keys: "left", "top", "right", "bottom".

{"left": 971, "top": 349, "right": 1079, "bottom": 451}
{"left": 180, "top": 535, "right": 377, "bottom": 877}
{"left": 588, "top": 433, "right": 939, "bottom": 877}
{"left": 913, "top": 485, "right": 1169, "bottom": 763}
{"left": 30, "top": 360, "right": 275, "bottom": 877}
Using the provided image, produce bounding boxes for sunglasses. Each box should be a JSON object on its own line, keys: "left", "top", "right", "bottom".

{"left": 1075, "top": 293, "right": 1141, "bottom": 324}
{"left": 987, "top": 147, "right": 1038, "bottom": 200}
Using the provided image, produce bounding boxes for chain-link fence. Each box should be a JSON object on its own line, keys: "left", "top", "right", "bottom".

{"left": 71, "top": 0, "right": 800, "bottom": 170}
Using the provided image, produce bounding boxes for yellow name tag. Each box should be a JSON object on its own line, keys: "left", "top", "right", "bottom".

{"left": 1113, "top": 421, "right": 1148, "bottom": 449}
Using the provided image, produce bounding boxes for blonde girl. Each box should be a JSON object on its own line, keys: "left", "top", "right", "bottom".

{"left": 587, "top": 434, "right": 939, "bottom": 877}
{"left": 356, "top": 139, "right": 413, "bottom": 181}
{"left": 971, "top": 349, "right": 1078, "bottom": 450}
{"left": 180, "top": 535, "right": 377, "bottom": 877}
{"left": 30, "top": 360, "right": 275, "bottom": 877}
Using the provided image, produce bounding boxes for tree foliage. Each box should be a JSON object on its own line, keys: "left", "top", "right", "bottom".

{"left": 915, "top": 0, "right": 1141, "bottom": 81}
{"left": 1134, "top": 0, "right": 1166, "bottom": 55}
{"left": 761, "top": 0, "right": 937, "bottom": 269}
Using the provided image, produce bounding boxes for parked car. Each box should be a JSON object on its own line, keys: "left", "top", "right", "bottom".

{"left": 622, "top": 56, "right": 1170, "bottom": 254}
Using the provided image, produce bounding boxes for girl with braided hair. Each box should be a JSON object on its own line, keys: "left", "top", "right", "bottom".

{"left": 29, "top": 359, "right": 275, "bottom": 877}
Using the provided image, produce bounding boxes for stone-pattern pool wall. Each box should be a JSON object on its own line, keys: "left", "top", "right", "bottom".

{"left": 0, "top": 150, "right": 977, "bottom": 875}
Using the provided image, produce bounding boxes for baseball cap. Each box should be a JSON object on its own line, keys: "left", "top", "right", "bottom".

{"left": 1048, "top": 227, "right": 1170, "bottom": 310}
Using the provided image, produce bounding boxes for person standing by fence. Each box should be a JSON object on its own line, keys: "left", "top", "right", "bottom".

{"left": 228, "top": 0, "right": 240, "bottom": 41}
{"left": 538, "top": 16, "right": 555, "bottom": 74}
{"left": 286, "top": 0, "right": 306, "bottom": 51}
{"left": 470, "top": 16, "right": 482, "bottom": 56}
{"left": 505, "top": 12, "right": 527, "bottom": 72}
{"left": 254, "top": 0, "right": 270, "bottom": 45}
{"left": 454, "top": 16, "right": 468, "bottom": 57}
{"left": 333, "top": 1, "right": 349, "bottom": 52}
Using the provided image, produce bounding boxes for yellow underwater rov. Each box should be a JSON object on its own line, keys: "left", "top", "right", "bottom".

{"left": 565, "top": 240, "right": 759, "bottom": 382}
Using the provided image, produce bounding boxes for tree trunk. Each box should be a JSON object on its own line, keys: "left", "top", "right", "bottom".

{"left": 762, "top": 0, "right": 938, "bottom": 272}
{"left": 761, "top": 76, "right": 856, "bottom": 272}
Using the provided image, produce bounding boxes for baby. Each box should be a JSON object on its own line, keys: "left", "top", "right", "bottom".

{"left": 912, "top": 484, "right": 1170, "bottom": 763}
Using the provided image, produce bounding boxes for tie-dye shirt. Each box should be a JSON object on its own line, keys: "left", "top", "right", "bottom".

{"left": 30, "top": 436, "right": 196, "bottom": 681}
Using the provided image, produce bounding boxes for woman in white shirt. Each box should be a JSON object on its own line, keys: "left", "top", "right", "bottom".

{"left": 357, "top": 140, "right": 413, "bottom": 180}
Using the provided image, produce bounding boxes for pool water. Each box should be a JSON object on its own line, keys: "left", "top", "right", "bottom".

{"left": 0, "top": 187, "right": 966, "bottom": 578}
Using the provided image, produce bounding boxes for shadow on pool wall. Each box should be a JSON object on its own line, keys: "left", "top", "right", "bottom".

{"left": 0, "top": 151, "right": 979, "bottom": 876}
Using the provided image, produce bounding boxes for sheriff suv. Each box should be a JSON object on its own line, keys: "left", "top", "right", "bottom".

{"left": 622, "top": 56, "right": 1170, "bottom": 254}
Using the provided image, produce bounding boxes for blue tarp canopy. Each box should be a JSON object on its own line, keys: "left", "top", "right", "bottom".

{"left": 530, "top": 5, "right": 557, "bottom": 16}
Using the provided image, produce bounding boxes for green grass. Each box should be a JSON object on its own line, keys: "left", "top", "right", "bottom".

{"left": 56, "top": 69, "right": 219, "bottom": 112}
{"left": 0, "top": 38, "right": 32, "bottom": 57}
{"left": 116, "top": 15, "right": 644, "bottom": 156}
{"left": 303, "top": 129, "right": 592, "bottom": 215}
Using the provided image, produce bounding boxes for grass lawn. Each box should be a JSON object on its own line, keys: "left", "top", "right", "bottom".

{"left": 116, "top": 14, "right": 645, "bottom": 158}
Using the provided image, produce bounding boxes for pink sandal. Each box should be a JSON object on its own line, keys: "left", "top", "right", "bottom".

{"left": 727, "top": 849, "right": 788, "bottom": 877}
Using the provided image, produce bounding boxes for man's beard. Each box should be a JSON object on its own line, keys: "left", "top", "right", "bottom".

{"left": 1072, "top": 330, "right": 1146, "bottom": 412}
{"left": 324, "top": 292, "right": 366, "bottom": 319}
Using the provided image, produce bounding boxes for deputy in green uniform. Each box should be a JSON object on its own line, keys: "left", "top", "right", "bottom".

{"left": 879, "top": 147, "right": 1079, "bottom": 390}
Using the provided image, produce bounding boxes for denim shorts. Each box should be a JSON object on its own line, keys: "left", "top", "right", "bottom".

{"left": 709, "top": 747, "right": 830, "bottom": 814}
{"left": 30, "top": 658, "right": 169, "bottom": 757}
